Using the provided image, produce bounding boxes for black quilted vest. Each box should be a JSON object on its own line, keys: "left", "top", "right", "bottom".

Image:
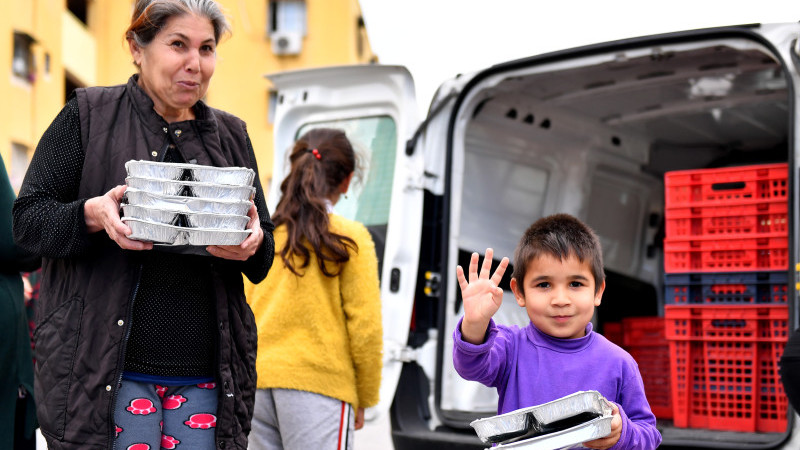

{"left": 34, "top": 75, "right": 260, "bottom": 450}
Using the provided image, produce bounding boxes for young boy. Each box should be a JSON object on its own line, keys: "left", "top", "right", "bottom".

{"left": 453, "top": 214, "right": 661, "bottom": 450}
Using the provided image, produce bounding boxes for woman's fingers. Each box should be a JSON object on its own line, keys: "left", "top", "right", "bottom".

{"left": 206, "top": 202, "right": 264, "bottom": 260}
{"left": 207, "top": 230, "right": 261, "bottom": 260}
{"left": 109, "top": 184, "right": 127, "bottom": 202}
{"left": 100, "top": 185, "right": 154, "bottom": 250}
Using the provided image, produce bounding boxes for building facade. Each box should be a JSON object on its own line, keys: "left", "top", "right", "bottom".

{"left": 0, "top": 0, "right": 375, "bottom": 191}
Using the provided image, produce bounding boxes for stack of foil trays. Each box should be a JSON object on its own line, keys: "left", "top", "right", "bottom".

{"left": 470, "top": 391, "right": 613, "bottom": 450}
{"left": 122, "top": 160, "right": 256, "bottom": 247}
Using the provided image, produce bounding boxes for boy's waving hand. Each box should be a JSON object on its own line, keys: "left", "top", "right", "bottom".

{"left": 457, "top": 248, "right": 509, "bottom": 344}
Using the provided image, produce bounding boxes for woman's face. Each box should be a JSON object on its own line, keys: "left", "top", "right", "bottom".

{"left": 130, "top": 13, "right": 216, "bottom": 122}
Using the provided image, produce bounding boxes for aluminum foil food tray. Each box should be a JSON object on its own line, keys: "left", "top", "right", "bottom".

{"left": 121, "top": 204, "right": 249, "bottom": 230}
{"left": 126, "top": 176, "right": 255, "bottom": 201}
{"left": 493, "top": 415, "right": 613, "bottom": 450}
{"left": 471, "top": 391, "right": 611, "bottom": 444}
{"left": 125, "top": 160, "right": 255, "bottom": 186}
{"left": 123, "top": 218, "right": 251, "bottom": 246}
{"left": 124, "top": 188, "right": 251, "bottom": 216}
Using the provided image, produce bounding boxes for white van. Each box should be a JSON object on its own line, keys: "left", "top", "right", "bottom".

{"left": 266, "top": 22, "right": 800, "bottom": 449}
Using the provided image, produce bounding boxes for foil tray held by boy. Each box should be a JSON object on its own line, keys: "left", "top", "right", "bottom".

{"left": 470, "top": 390, "right": 613, "bottom": 450}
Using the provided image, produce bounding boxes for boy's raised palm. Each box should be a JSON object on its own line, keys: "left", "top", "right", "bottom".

{"left": 457, "top": 248, "right": 509, "bottom": 344}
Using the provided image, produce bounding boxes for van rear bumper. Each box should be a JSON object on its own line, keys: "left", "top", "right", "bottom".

{"left": 390, "top": 362, "right": 485, "bottom": 450}
{"left": 391, "top": 427, "right": 483, "bottom": 450}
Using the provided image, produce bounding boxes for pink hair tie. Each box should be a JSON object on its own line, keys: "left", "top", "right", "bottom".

{"left": 311, "top": 148, "right": 321, "bottom": 160}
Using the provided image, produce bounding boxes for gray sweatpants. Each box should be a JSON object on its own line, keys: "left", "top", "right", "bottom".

{"left": 249, "top": 388, "right": 355, "bottom": 450}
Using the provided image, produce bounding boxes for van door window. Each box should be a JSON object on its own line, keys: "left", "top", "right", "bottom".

{"left": 297, "top": 116, "right": 398, "bottom": 278}
{"left": 585, "top": 168, "right": 646, "bottom": 275}
{"left": 459, "top": 151, "right": 549, "bottom": 259}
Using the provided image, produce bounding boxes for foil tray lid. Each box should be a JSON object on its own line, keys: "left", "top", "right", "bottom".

{"left": 125, "top": 160, "right": 255, "bottom": 186}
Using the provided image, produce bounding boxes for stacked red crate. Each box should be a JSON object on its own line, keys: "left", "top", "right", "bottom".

{"left": 664, "top": 305, "right": 789, "bottom": 432}
{"left": 664, "top": 163, "right": 788, "bottom": 274}
{"left": 663, "top": 163, "right": 789, "bottom": 433}
{"left": 622, "top": 317, "right": 672, "bottom": 419}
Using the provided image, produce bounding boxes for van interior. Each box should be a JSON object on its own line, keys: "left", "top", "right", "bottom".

{"left": 439, "top": 33, "right": 791, "bottom": 445}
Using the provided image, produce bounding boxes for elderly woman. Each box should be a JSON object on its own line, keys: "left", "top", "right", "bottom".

{"left": 12, "top": 1, "right": 274, "bottom": 449}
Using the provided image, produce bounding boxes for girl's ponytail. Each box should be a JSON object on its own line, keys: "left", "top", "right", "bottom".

{"left": 272, "top": 128, "right": 358, "bottom": 276}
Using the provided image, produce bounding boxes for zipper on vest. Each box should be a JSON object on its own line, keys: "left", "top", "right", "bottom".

{"left": 158, "top": 140, "right": 171, "bottom": 162}
{"left": 108, "top": 263, "right": 143, "bottom": 450}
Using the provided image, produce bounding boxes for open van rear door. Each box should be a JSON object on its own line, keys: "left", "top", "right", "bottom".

{"left": 266, "top": 65, "right": 422, "bottom": 416}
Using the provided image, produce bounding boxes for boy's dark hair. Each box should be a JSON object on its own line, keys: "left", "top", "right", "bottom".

{"left": 511, "top": 213, "right": 605, "bottom": 293}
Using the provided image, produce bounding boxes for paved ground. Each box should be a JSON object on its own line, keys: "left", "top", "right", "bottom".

{"left": 355, "top": 411, "right": 395, "bottom": 449}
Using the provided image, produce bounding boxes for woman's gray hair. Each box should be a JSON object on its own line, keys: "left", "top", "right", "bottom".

{"left": 126, "top": 0, "right": 231, "bottom": 47}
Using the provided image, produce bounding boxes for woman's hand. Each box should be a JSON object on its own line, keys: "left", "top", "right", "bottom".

{"left": 84, "top": 185, "right": 153, "bottom": 251}
{"left": 207, "top": 202, "right": 264, "bottom": 261}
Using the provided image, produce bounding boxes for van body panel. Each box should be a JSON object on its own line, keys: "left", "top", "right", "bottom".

{"left": 431, "top": 23, "right": 798, "bottom": 448}
{"left": 266, "top": 65, "right": 422, "bottom": 416}
{"left": 266, "top": 23, "right": 800, "bottom": 450}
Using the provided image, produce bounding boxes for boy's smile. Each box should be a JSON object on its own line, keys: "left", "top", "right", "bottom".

{"left": 510, "top": 253, "right": 604, "bottom": 339}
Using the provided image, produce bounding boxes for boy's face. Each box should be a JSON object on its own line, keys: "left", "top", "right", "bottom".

{"left": 510, "top": 253, "right": 605, "bottom": 339}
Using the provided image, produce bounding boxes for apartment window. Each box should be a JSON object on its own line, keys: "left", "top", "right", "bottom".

{"left": 267, "top": 90, "right": 278, "bottom": 124}
{"left": 65, "top": 72, "right": 83, "bottom": 102}
{"left": 268, "top": 0, "right": 306, "bottom": 35}
{"left": 357, "top": 16, "right": 365, "bottom": 58}
{"left": 10, "top": 142, "right": 30, "bottom": 191}
{"left": 12, "top": 32, "right": 35, "bottom": 82}
{"left": 67, "top": 0, "right": 88, "bottom": 25}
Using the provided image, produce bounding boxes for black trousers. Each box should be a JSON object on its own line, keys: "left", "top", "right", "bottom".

{"left": 780, "top": 328, "right": 800, "bottom": 414}
{"left": 14, "top": 397, "right": 35, "bottom": 450}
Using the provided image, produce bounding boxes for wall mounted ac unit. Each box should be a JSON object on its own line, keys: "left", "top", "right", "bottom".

{"left": 271, "top": 31, "right": 302, "bottom": 56}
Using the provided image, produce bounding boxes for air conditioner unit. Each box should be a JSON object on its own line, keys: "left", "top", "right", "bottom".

{"left": 271, "top": 31, "right": 302, "bottom": 56}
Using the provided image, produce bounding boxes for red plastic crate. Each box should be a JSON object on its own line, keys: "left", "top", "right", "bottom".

{"left": 622, "top": 317, "right": 666, "bottom": 347}
{"left": 664, "top": 235, "right": 788, "bottom": 273}
{"left": 665, "top": 305, "right": 789, "bottom": 433}
{"left": 664, "top": 163, "right": 788, "bottom": 209}
{"left": 666, "top": 201, "right": 787, "bottom": 238}
{"left": 664, "top": 271, "right": 788, "bottom": 304}
{"left": 622, "top": 317, "right": 672, "bottom": 419}
{"left": 602, "top": 321, "right": 624, "bottom": 346}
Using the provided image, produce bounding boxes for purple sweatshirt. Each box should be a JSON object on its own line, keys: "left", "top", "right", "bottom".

{"left": 453, "top": 318, "right": 661, "bottom": 450}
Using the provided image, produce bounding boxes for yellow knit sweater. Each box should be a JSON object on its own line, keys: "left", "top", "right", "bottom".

{"left": 244, "top": 214, "right": 383, "bottom": 409}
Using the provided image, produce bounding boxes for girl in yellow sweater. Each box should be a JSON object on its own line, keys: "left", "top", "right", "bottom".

{"left": 246, "top": 128, "right": 382, "bottom": 450}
